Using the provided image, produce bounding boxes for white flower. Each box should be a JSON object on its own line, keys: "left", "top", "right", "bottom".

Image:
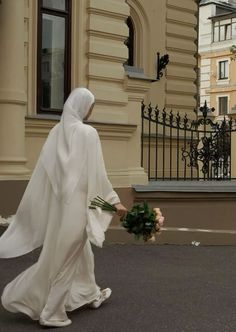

{"left": 153, "top": 207, "right": 161, "bottom": 215}
{"left": 157, "top": 216, "right": 164, "bottom": 227}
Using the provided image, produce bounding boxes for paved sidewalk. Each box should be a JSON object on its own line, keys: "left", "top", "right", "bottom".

{"left": 0, "top": 244, "right": 236, "bottom": 332}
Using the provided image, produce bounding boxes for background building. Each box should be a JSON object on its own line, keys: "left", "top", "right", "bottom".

{"left": 199, "top": 0, "right": 236, "bottom": 117}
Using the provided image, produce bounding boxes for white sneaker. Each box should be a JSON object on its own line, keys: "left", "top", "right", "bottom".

{"left": 89, "top": 288, "right": 112, "bottom": 309}
{"left": 39, "top": 318, "right": 72, "bottom": 327}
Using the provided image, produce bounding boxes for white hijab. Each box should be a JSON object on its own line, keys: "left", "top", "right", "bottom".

{"left": 41, "top": 87, "right": 95, "bottom": 203}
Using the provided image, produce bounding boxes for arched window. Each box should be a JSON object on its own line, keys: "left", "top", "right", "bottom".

{"left": 125, "top": 16, "right": 134, "bottom": 66}
{"left": 125, "top": 0, "right": 150, "bottom": 74}
{"left": 37, "top": 0, "right": 71, "bottom": 114}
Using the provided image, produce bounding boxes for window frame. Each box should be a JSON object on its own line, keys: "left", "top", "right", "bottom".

{"left": 218, "top": 95, "right": 229, "bottom": 116}
{"left": 37, "top": 0, "right": 71, "bottom": 115}
{"left": 218, "top": 60, "right": 229, "bottom": 80}
{"left": 213, "top": 19, "right": 232, "bottom": 42}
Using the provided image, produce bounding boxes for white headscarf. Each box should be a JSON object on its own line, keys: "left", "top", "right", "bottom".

{"left": 41, "top": 87, "right": 95, "bottom": 203}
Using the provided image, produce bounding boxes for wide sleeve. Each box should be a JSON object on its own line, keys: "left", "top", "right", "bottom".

{"left": 86, "top": 126, "right": 120, "bottom": 247}
{"left": 95, "top": 133, "right": 120, "bottom": 205}
{"left": 87, "top": 127, "right": 120, "bottom": 204}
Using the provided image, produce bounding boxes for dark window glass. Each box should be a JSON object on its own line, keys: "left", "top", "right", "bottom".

{"left": 43, "top": 0, "right": 66, "bottom": 11}
{"left": 125, "top": 16, "right": 134, "bottom": 66}
{"left": 225, "top": 24, "right": 231, "bottom": 39}
{"left": 232, "top": 22, "right": 236, "bottom": 38}
{"left": 37, "top": 0, "right": 71, "bottom": 113}
{"left": 219, "top": 60, "right": 228, "bottom": 80}
{"left": 219, "top": 25, "right": 225, "bottom": 41}
{"left": 219, "top": 96, "right": 228, "bottom": 115}
{"left": 214, "top": 23, "right": 219, "bottom": 42}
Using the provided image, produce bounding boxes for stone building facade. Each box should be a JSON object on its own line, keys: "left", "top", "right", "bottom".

{"left": 0, "top": 0, "right": 198, "bottom": 242}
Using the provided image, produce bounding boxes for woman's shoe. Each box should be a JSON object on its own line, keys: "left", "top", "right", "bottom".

{"left": 39, "top": 318, "right": 72, "bottom": 327}
{"left": 89, "top": 288, "right": 112, "bottom": 309}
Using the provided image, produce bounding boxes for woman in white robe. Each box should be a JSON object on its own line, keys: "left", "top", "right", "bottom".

{"left": 0, "top": 87, "right": 127, "bottom": 328}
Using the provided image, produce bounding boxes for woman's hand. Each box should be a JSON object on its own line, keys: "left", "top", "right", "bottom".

{"left": 114, "top": 203, "right": 127, "bottom": 217}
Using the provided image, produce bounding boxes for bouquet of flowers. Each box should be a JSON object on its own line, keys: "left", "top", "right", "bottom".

{"left": 89, "top": 196, "right": 164, "bottom": 242}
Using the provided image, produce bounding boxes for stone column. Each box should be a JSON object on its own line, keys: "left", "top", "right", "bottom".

{"left": 87, "top": 0, "right": 149, "bottom": 186}
{"left": 0, "top": 0, "right": 29, "bottom": 178}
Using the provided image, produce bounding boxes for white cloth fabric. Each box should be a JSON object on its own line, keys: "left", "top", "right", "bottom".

{"left": 0, "top": 87, "right": 120, "bottom": 321}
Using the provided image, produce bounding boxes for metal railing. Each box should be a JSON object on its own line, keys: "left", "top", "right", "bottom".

{"left": 141, "top": 101, "right": 236, "bottom": 181}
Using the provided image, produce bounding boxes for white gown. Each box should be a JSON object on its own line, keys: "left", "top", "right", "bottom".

{"left": 1, "top": 145, "right": 119, "bottom": 321}
{"left": 0, "top": 89, "right": 120, "bottom": 322}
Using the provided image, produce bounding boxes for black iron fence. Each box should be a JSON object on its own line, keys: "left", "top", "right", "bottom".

{"left": 141, "top": 101, "right": 236, "bottom": 181}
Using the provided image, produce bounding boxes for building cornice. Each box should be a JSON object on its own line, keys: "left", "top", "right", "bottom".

{"left": 25, "top": 117, "right": 137, "bottom": 141}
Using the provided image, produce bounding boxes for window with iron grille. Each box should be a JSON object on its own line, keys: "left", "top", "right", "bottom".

{"left": 218, "top": 60, "right": 229, "bottom": 80}
{"left": 37, "top": 0, "right": 71, "bottom": 114}
{"left": 218, "top": 96, "right": 228, "bottom": 115}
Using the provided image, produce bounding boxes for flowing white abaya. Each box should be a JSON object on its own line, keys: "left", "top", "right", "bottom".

{"left": 0, "top": 88, "right": 120, "bottom": 322}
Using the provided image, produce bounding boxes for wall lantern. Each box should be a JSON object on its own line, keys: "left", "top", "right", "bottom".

{"left": 156, "top": 52, "right": 169, "bottom": 80}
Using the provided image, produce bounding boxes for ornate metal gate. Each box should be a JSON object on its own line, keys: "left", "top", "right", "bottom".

{"left": 141, "top": 101, "right": 236, "bottom": 181}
